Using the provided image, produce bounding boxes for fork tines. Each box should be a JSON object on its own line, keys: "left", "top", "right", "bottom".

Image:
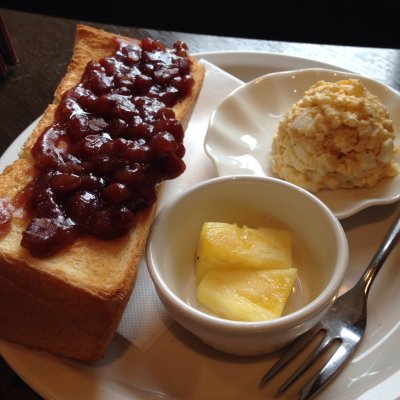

{"left": 0, "top": 15, "right": 18, "bottom": 77}
{"left": 260, "top": 323, "right": 338, "bottom": 399}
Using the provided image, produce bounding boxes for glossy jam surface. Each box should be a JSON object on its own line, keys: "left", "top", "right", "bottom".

{"left": 18, "top": 37, "right": 194, "bottom": 257}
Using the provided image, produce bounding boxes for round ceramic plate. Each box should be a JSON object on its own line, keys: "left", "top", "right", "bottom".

{"left": 0, "top": 52, "right": 400, "bottom": 400}
{"left": 205, "top": 68, "right": 400, "bottom": 219}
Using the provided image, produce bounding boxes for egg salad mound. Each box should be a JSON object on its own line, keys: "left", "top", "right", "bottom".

{"left": 270, "top": 79, "right": 399, "bottom": 192}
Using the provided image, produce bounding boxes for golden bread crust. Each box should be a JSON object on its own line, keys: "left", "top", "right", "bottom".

{"left": 0, "top": 25, "right": 205, "bottom": 361}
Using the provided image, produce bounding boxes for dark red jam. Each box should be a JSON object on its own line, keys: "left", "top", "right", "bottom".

{"left": 17, "top": 37, "right": 194, "bottom": 257}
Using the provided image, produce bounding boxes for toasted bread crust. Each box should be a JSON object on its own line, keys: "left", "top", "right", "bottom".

{"left": 0, "top": 25, "right": 205, "bottom": 361}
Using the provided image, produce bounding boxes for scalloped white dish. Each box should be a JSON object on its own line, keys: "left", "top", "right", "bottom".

{"left": 205, "top": 68, "right": 400, "bottom": 219}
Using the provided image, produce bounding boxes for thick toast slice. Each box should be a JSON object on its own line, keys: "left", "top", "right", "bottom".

{"left": 0, "top": 25, "right": 204, "bottom": 361}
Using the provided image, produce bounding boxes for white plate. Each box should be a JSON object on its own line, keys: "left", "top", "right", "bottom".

{"left": 205, "top": 67, "right": 400, "bottom": 219}
{"left": 1, "top": 52, "right": 400, "bottom": 400}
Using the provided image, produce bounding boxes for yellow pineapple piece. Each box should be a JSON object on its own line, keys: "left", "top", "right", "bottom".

{"left": 196, "top": 222, "right": 292, "bottom": 282}
{"left": 197, "top": 268, "right": 298, "bottom": 321}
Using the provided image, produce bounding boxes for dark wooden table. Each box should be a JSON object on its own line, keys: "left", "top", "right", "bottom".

{"left": 0, "top": 8, "right": 399, "bottom": 400}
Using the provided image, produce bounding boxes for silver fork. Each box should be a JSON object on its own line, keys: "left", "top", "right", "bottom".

{"left": 260, "top": 213, "right": 400, "bottom": 399}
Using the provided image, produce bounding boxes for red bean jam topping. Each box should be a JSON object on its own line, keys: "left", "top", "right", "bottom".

{"left": 19, "top": 38, "right": 194, "bottom": 257}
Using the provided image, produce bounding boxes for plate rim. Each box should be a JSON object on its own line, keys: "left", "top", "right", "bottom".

{"left": 194, "top": 50, "right": 351, "bottom": 72}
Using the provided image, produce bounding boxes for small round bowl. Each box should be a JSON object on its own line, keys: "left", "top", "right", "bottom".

{"left": 146, "top": 176, "right": 349, "bottom": 356}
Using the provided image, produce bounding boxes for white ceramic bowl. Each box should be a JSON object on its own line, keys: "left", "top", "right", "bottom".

{"left": 146, "top": 176, "right": 349, "bottom": 356}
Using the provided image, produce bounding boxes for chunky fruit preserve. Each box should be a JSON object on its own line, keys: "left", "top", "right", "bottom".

{"left": 9, "top": 37, "right": 194, "bottom": 256}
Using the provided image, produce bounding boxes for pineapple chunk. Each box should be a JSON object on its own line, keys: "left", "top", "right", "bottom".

{"left": 196, "top": 222, "right": 292, "bottom": 282}
{"left": 197, "top": 268, "right": 298, "bottom": 321}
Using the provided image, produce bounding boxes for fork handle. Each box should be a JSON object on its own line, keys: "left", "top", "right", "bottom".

{"left": 360, "top": 213, "right": 400, "bottom": 297}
